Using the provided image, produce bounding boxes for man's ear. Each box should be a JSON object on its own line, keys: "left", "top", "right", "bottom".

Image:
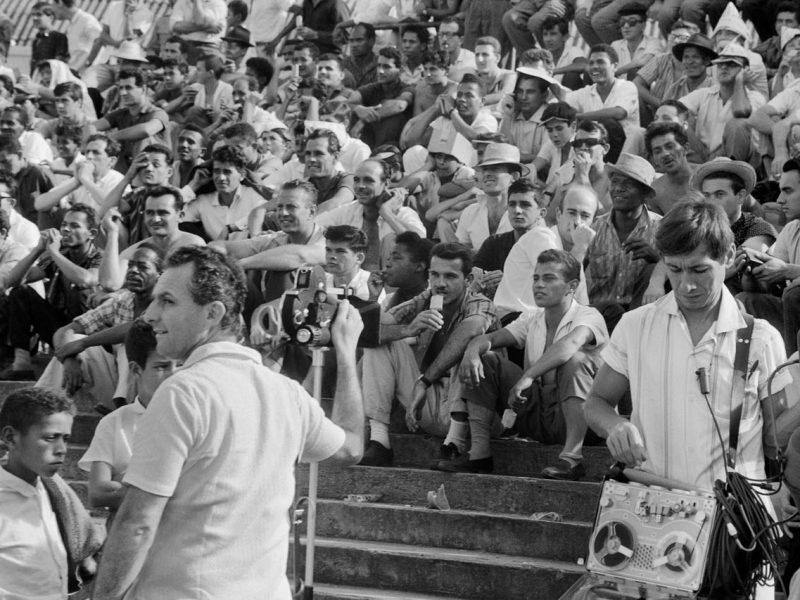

{"left": 0, "top": 425, "right": 18, "bottom": 448}
{"left": 355, "top": 250, "right": 366, "bottom": 267}
{"left": 538, "top": 207, "right": 547, "bottom": 220}
{"left": 602, "top": 143, "right": 610, "bottom": 156}
{"left": 128, "top": 361, "right": 143, "bottom": 378}
{"left": 206, "top": 300, "right": 227, "bottom": 327}
{"left": 511, "top": 171, "right": 520, "bottom": 182}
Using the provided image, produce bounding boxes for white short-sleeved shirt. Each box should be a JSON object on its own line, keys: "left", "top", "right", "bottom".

{"left": 169, "top": 0, "right": 227, "bottom": 43}
{"left": 448, "top": 48, "right": 477, "bottom": 82}
{"left": 182, "top": 185, "right": 267, "bottom": 240}
{"left": 94, "top": 0, "right": 153, "bottom": 66}
{"left": 602, "top": 289, "right": 791, "bottom": 492}
{"left": 431, "top": 108, "right": 499, "bottom": 139}
{"left": 494, "top": 225, "right": 590, "bottom": 315}
{"left": 71, "top": 169, "right": 125, "bottom": 213}
{"left": 565, "top": 79, "right": 640, "bottom": 136}
{"left": 679, "top": 85, "right": 765, "bottom": 157}
{"left": 610, "top": 35, "right": 664, "bottom": 67}
{"left": 0, "top": 468, "right": 68, "bottom": 600}
{"left": 123, "top": 342, "right": 345, "bottom": 600}
{"left": 771, "top": 219, "right": 800, "bottom": 265}
{"left": 66, "top": 9, "right": 102, "bottom": 71}
{"left": 505, "top": 299, "right": 608, "bottom": 369}
{"left": 768, "top": 80, "right": 800, "bottom": 118}
{"left": 535, "top": 138, "right": 575, "bottom": 184}
{"left": 454, "top": 199, "right": 512, "bottom": 249}
{"left": 554, "top": 44, "right": 587, "bottom": 84}
{"left": 315, "top": 200, "right": 426, "bottom": 240}
{"left": 247, "top": 0, "right": 295, "bottom": 43}
{"left": 78, "top": 398, "right": 146, "bottom": 479}
{"left": 193, "top": 80, "right": 234, "bottom": 111}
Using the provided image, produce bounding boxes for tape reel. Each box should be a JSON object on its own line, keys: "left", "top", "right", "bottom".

{"left": 591, "top": 521, "right": 637, "bottom": 570}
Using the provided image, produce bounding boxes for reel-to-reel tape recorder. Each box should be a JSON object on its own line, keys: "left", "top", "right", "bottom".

{"left": 561, "top": 479, "right": 719, "bottom": 600}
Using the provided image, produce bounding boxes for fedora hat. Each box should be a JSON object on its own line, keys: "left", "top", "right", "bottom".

{"left": 110, "top": 40, "right": 149, "bottom": 63}
{"left": 692, "top": 157, "right": 757, "bottom": 194}
{"left": 516, "top": 66, "right": 557, "bottom": 87}
{"left": 672, "top": 33, "right": 718, "bottom": 62}
{"left": 222, "top": 25, "right": 254, "bottom": 48}
{"left": 711, "top": 41, "right": 750, "bottom": 67}
{"left": 605, "top": 153, "right": 656, "bottom": 193}
{"left": 475, "top": 143, "right": 530, "bottom": 176}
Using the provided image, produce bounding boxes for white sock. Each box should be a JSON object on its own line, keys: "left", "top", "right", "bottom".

{"left": 443, "top": 417, "right": 469, "bottom": 453}
{"left": 467, "top": 404, "right": 494, "bottom": 460}
{"left": 369, "top": 420, "right": 390, "bottom": 448}
{"left": 11, "top": 348, "right": 31, "bottom": 371}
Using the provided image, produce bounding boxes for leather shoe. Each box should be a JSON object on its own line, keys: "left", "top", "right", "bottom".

{"left": 437, "top": 454, "right": 494, "bottom": 473}
{"left": 359, "top": 440, "right": 394, "bottom": 467}
{"left": 429, "top": 442, "right": 460, "bottom": 470}
{"left": 541, "top": 460, "right": 586, "bottom": 481}
{"left": 0, "top": 367, "right": 35, "bottom": 381}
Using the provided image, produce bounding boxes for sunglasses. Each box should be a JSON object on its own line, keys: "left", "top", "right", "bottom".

{"left": 619, "top": 17, "right": 644, "bottom": 27}
{"left": 571, "top": 139, "right": 603, "bottom": 149}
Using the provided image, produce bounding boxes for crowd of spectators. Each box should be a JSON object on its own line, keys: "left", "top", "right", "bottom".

{"left": 4, "top": 0, "right": 800, "bottom": 598}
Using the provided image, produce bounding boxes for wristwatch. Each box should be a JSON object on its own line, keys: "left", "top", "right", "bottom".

{"left": 417, "top": 374, "right": 432, "bottom": 388}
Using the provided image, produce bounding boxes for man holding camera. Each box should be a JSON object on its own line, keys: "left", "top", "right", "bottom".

{"left": 93, "top": 245, "right": 365, "bottom": 600}
{"left": 359, "top": 242, "right": 496, "bottom": 467}
{"left": 585, "top": 201, "right": 790, "bottom": 493}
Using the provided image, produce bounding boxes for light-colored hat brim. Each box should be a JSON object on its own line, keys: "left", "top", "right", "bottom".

{"left": 475, "top": 158, "right": 531, "bottom": 178}
{"left": 692, "top": 161, "right": 756, "bottom": 193}
{"left": 605, "top": 163, "right": 655, "bottom": 193}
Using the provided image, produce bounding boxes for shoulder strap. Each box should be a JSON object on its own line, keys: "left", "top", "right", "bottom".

{"left": 728, "top": 313, "right": 755, "bottom": 469}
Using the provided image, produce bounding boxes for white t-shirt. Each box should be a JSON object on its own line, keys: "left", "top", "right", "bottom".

{"left": 504, "top": 298, "right": 608, "bottom": 369}
{"left": 246, "top": 0, "right": 295, "bottom": 44}
{"left": 123, "top": 341, "right": 346, "bottom": 600}
{"left": 182, "top": 185, "right": 267, "bottom": 240}
{"left": 78, "top": 398, "right": 146, "bottom": 479}
{"left": 565, "top": 79, "right": 640, "bottom": 136}
{"left": 20, "top": 130, "right": 54, "bottom": 165}
{"left": 455, "top": 199, "right": 512, "bottom": 249}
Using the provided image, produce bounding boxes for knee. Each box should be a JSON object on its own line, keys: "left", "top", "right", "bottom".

{"left": 502, "top": 9, "right": 517, "bottom": 29}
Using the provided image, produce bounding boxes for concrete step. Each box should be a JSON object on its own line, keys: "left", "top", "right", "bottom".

{"left": 298, "top": 464, "right": 602, "bottom": 522}
{"left": 313, "top": 584, "right": 468, "bottom": 600}
{"left": 390, "top": 433, "right": 613, "bottom": 481}
{"left": 293, "top": 537, "right": 584, "bottom": 600}
{"left": 313, "top": 499, "right": 591, "bottom": 562}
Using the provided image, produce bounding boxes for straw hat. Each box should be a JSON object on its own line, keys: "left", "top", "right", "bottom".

{"left": 475, "top": 143, "right": 529, "bottom": 176}
{"left": 110, "top": 40, "right": 149, "bottom": 63}
{"left": 605, "top": 152, "right": 656, "bottom": 193}
{"left": 692, "top": 157, "right": 757, "bottom": 194}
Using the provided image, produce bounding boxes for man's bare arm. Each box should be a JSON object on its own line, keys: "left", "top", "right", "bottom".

{"left": 93, "top": 486, "right": 170, "bottom": 600}
{"left": 423, "top": 316, "right": 488, "bottom": 381}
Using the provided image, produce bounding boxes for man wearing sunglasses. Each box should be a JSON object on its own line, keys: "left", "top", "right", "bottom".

{"left": 611, "top": 4, "right": 663, "bottom": 80}
{"left": 547, "top": 120, "right": 613, "bottom": 220}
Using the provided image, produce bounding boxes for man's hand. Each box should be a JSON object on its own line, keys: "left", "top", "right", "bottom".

{"left": 102, "top": 208, "right": 122, "bottom": 236}
{"left": 295, "top": 26, "right": 318, "bottom": 40}
{"left": 55, "top": 339, "right": 85, "bottom": 362}
{"left": 331, "top": 299, "right": 364, "bottom": 357}
{"left": 189, "top": 166, "right": 212, "bottom": 192}
{"left": 62, "top": 357, "right": 86, "bottom": 395}
{"left": 405, "top": 380, "right": 428, "bottom": 432}
{"left": 438, "top": 94, "right": 455, "bottom": 116}
{"left": 36, "top": 230, "right": 50, "bottom": 253}
{"left": 622, "top": 238, "right": 659, "bottom": 263}
{"left": 378, "top": 193, "right": 402, "bottom": 218}
{"left": 458, "top": 343, "right": 486, "bottom": 388}
{"left": 753, "top": 256, "right": 789, "bottom": 285}
{"left": 75, "top": 160, "right": 95, "bottom": 185}
{"left": 571, "top": 222, "right": 596, "bottom": 251}
{"left": 127, "top": 152, "right": 149, "bottom": 179}
{"left": 572, "top": 152, "right": 592, "bottom": 183}
{"left": 367, "top": 271, "right": 385, "bottom": 301}
{"left": 606, "top": 420, "right": 647, "bottom": 467}
{"left": 354, "top": 105, "right": 380, "bottom": 123}
{"left": 498, "top": 93, "right": 515, "bottom": 117}
{"left": 508, "top": 375, "right": 534, "bottom": 413}
{"left": 45, "top": 229, "right": 62, "bottom": 256}
{"left": 405, "top": 309, "right": 444, "bottom": 337}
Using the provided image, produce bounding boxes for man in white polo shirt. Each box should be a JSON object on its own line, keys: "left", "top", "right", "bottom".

{"left": 564, "top": 43, "right": 640, "bottom": 138}
{"left": 181, "top": 144, "right": 267, "bottom": 241}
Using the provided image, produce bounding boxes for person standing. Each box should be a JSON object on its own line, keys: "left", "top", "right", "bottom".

{"left": 93, "top": 246, "right": 365, "bottom": 600}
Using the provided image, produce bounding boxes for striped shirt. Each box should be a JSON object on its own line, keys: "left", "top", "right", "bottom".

{"left": 585, "top": 208, "right": 661, "bottom": 307}
{"left": 603, "top": 289, "right": 790, "bottom": 491}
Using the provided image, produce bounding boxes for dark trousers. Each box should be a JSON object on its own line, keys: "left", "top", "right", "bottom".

{"left": 7, "top": 285, "right": 70, "bottom": 350}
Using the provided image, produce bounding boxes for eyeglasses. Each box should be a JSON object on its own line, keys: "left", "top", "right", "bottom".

{"left": 668, "top": 33, "right": 691, "bottom": 43}
{"left": 619, "top": 17, "right": 644, "bottom": 27}
{"left": 571, "top": 139, "right": 603, "bottom": 149}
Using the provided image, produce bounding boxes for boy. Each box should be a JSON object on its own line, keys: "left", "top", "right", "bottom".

{"left": 324, "top": 225, "right": 371, "bottom": 300}
{"left": 533, "top": 101, "right": 577, "bottom": 187}
{"left": 78, "top": 320, "right": 175, "bottom": 517}
{"left": 30, "top": 3, "right": 69, "bottom": 75}
{"left": 0, "top": 387, "right": 104, "bottom": 598}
